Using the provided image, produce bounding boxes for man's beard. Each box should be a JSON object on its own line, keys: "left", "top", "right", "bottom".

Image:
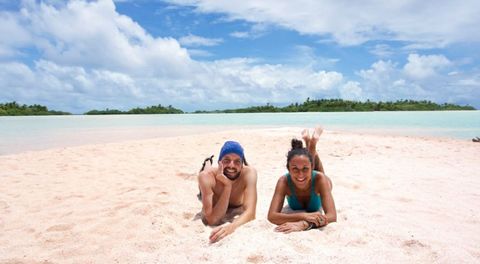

{"left": 224, "top": 169, "right": 241, "bottom": 181}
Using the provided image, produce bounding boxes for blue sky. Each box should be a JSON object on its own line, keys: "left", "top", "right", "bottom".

{"left": 0, "top": 0, "right": 479, "bottom": 113}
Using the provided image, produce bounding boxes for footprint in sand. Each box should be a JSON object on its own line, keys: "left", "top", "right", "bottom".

{"left": 183, "top": 212, "right": 194, "bottom": 220}
{"left": 176, "top": 171, "right": 197, "bottom": 180}
{"left": 42, "top": 223, "right": 75, "bottom": 244}
{"left": 401, "top": 239, "right": 440, "bottom": 260}
{"left": 397, "top": 197, "right": 413, "bottom": 203}
{"left": 158, "top": 191, "right": 169, "bottom": 198}
{"left": 132, "top": 204, "right": 153, "bottom": 216}
{"left": 46, "top": 223, "right": 74, "bottom": 232}
{"left": 246, "top": 254, "right": 267, "bottom": 264}
{"left": 0, "top": 200, "right": 9, "bottom": 211}
{"left": 403, "top": 239, "right": 427, "bottom": 248}
{"left": 348, "top": 238, "right": 368, "bottom": 246}
{"left": 114, "top": 202, "right": 132, "bottom": 211}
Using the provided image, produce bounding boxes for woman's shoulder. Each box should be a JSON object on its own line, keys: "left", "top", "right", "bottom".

{"left": 313, "top": 171, "right": 330, "bottom": 190}
{"left": 276, "top": 174, "right": 289, "bottom": 185}
{"left": 274, "top": 174, "right": 290, "bottom": 195}
{"left": 313, "top": 170, "right": 326, "bottom": 177}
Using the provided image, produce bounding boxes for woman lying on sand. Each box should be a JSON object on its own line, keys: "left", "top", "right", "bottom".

{"left": 267, "top": 127, "right": 336, "bottom": 232}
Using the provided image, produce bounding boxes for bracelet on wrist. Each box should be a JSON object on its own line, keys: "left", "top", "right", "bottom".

{"left": 304, "top": 221, "right": 314, "bottom": 231}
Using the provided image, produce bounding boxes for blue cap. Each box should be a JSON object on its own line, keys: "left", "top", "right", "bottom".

{"left": 218, "top": 141, "right": 244, "bottom": 162}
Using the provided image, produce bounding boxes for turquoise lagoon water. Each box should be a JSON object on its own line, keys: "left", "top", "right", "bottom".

{"left": 1, "top": 111, "right": 479, "bottom": 155}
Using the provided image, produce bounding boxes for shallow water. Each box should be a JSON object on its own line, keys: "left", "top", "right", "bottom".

{"left": 1, "top": 111, "right": 479, "bottom": 155}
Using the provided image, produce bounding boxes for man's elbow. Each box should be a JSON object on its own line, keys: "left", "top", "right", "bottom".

{"left": 203, "top": 214, "right": 219, "bottom": 226}
{"left": 202, "top": 210, "right": 219, "bottom": 226}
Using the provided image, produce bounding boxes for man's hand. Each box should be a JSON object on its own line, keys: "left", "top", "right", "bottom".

{"left": 274, "top": 221, "right": 307, "bottom": 233}
{"left": 209, "top": 224, "right": 236, "bottom": 243}
{"left": 215, "top": 163, "right": 232, "bottom": 187}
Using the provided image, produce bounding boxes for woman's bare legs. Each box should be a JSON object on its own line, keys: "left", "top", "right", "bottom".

{"left": 310, "top": 126, "right": 325, "bottom": 174}
{"left": 312, "top": 127, "right": 333, "bottom": 190}
{"left": 198, "top": 155, "right": 214, "bottom": 200}
{"left": 302, "top": 126, "right": 325, "bottom": 174}
{"left": 200, "top": 155, "right": 214, "bottom": 172}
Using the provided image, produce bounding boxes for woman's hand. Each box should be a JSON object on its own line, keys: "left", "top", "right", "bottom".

{"left": 274, "top": 220, "right": 308, "bottom": 233}
{"left": 303, "top": 212, "right": 328, "bottom": 227}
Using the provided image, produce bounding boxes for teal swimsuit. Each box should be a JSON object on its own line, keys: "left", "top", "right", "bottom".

{"left": 286, "top": 172, "right": 322, "bottom": 212}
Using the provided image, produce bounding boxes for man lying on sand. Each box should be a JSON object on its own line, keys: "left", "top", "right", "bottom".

{"left": 198, "top": 141, "right": 258, "bottom": 243}
{"left": 268, "top": 127, "right": 336, "bottom": 232}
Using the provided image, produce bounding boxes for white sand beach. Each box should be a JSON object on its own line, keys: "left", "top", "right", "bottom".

{"left": 1, "top": 127, "right": 479, "bottom": 263}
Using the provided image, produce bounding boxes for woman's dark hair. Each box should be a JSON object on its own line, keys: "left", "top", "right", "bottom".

{"left": 286, "top": 139, "right": 313, "bottom": 169}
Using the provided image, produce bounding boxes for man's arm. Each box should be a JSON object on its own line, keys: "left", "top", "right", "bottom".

{"left": 231, "top": 167, "right": 257, "bottom": 228}
{"left": 209, "top": 167, "right": 257, "bottom": 243}
{"left": 199, "top": 165, "right": 232, "bottom": 225}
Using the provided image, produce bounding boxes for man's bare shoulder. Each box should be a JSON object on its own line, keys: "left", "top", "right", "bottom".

{"left": 241, "top": 165, "right": 258, "bottom": 183}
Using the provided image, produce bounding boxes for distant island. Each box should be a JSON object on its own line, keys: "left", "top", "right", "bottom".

{"left": 0, "top": 99, "right": 476, "bottom": 116}
{"left": 0, "top": 101, "right": 71, "bottom": 116}
{"left": 84, "top": 104, "right": 183, "bottom": 115}
{"left": 194, "top": 99, "right": 476, "bottom": 113}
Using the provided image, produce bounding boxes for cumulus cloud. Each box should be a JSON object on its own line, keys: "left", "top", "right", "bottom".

{"left": 1, "top": 0, "right": 479, "bottom": 113}
{"left": 0, "top": 0, "right": 348, "bottom": 112}
{"left": 0, "top": 11, "right": 32, "bottom": 57}
{"left": 14, "top": 0, "right": 193, "bottom": 75}
{"left": 179, "top": 33, "right": 223, "bottom": 47}
{"left": 166, "top": 0, "right": 480, "bottom": 46}
{"left": 369, "top": 44, "right": 394, "bottom": 58}
{"left": 403, "top": 54, "right": 452, "bottom": 79}
{"left": 229, "top": 23, "right": 269, "bottom": 39}
{"left": 340, "top": 81, "right": 363, "bottom": 101}
{"left": 354, "top": 55, "right": 479, "bottom": 106}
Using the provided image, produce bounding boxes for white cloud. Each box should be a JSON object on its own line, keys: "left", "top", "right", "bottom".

{"left": 230, "top": 31, "right": 249, "bottom": 39}
{"left": 16, "top": 0, "right": 192, "bottom": 75}
{"left": 403, "top": 54, "right": 451, "bottom": 79}
{"left": 453, "top": 77, "right": 480, "bottom": 86}
{"left": 0, "top": 56, "right": 346, "bottom": 112}
{"left": 340, "top": 81, "right": 363, "bottom": 101}
{"left": 0, "top": 62, "right": 35, "bottom": 95}
{"left": 166, "top": 0, "right": 480, "bottom": 46}
{"left": 229, "top": 23, "right": 269, "bottom": 39}
{"left": 0, "top": 12, "right": 32, "bottom": 57}
{"left": 369, "top": 44, "right": 394, "bottom": 58}
{"left": 189, "top": 58, "right": 344, "bottom": 106}
{"left": 354, "top": 55, "right": 480, "bottom": 106}
{"left": 355, "top": 59, "right": 426, "bottom": 102}
{"left": 1, "top": 0, "right": 479, "bottom": 113}
{"left": 186, "top": 48, "right": 213, "bottom": 57}
{"left": 179, "top": 34, "right": 223, "bottom": 47}
{"left": 0, "top": 0, "right": 347, "bottom": 112}
{"left": 288, "top": 45, "right": 339, "bottom": 70}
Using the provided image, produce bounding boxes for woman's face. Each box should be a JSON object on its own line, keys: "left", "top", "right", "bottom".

{"left": 288, "top": 155, "right": 312, "bottom": 189}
